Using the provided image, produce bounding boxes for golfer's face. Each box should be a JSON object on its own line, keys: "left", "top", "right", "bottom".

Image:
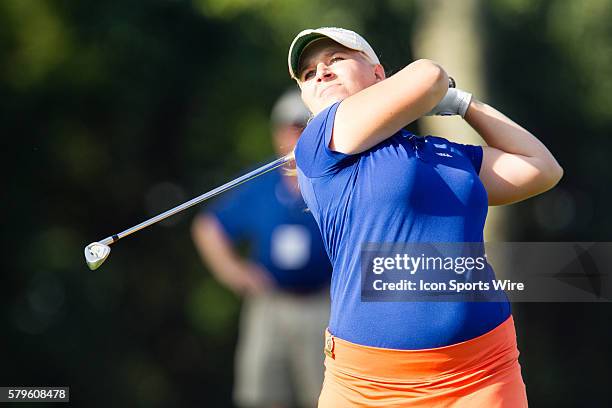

{"left": 297, "top": 39, "right": 380, "bottom": 114}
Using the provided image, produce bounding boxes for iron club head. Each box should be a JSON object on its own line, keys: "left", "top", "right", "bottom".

{"left": 85, "top": 242, "right": 111, "bottom": 270}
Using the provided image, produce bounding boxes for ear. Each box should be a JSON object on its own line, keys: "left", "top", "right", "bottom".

{"left": 373, "top": 64, "right": 386, "bottom": 82}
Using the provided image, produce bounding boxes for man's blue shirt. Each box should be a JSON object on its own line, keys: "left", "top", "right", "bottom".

{"left": 206, "top": 167, "right": 332, "bottom": 292}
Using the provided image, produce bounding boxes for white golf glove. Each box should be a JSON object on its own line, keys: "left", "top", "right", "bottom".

{"left": 426, "top": 87, "right": 472, "bottom": 117}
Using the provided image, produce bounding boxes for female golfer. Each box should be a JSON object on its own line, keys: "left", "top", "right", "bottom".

{"left": 287, "top": 27, "right": 563, "bottom": 407}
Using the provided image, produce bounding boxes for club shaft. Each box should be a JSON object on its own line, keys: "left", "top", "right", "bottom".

{"left": 98, "top": 154, "right": 294, "bottom": 246}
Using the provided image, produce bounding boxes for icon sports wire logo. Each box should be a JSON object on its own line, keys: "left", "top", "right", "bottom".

{"left": 553, "top": 244, "right": 605, "bottom": 298}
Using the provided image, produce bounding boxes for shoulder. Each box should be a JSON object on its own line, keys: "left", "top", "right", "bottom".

{"left": 295, "top": 102, "right": 353, "bottom": 178}
{"left": 296, "top": 102, "right": 340, "bottom": 158}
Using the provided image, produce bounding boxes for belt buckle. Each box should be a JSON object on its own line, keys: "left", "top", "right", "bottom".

{"left": 324, "top": 332, "right": 335, "bottom": 359}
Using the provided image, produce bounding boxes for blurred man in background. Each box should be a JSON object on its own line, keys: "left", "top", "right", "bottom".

{"left": 192, "top": 89, "right": 332, "bottom": 408}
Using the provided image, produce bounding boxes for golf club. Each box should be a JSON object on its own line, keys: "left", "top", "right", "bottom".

{"left": 84, "top": 153, "right": 294, "bottom": 270}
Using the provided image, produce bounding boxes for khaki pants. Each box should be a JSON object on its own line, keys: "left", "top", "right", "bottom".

{"left": 234, "top": 288, "right": 330, "bottom": 408}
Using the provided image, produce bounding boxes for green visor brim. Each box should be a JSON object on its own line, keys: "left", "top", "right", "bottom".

{"left": 290, "top": 33, "right": 328, "bottom": 79}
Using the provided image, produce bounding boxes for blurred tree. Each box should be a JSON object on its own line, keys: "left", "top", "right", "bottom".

{"left": 413, "top": 0, "right": 510, "bottom": 242}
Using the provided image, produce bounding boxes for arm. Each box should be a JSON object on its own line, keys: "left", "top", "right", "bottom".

{"left": 191, "top": 214, "right": 273, "bottom": 296}
{"left": 332, "top": 59, "right": 449, "bottom": 154}
{"left": 464, "top": 99, "right": 564, "bottom": 206}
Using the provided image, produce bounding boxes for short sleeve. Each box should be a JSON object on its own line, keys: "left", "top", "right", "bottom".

{"left": 451, "top": 142, "right": 483, "bottom": 174}
{"left": 426, "top": 135, "right": 483, "bottom": 174}
{"left": 294, "top": 102, "right": 354, "bottom": 178}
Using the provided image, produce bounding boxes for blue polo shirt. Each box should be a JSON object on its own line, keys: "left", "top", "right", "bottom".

{"left": 205, "top": 167, "right": 332, "bottom": 293}
{"left": 295, "top": 102, "right": 510, "bottom": 349}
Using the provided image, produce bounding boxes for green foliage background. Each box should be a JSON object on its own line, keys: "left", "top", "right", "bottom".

{"left": 2, "top": 0, "right": 611, "bottom": 406}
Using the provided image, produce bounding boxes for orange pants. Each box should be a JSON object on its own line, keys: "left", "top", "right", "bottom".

{"left": 318, "top": 316, "right": 528, "bottom": 407}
